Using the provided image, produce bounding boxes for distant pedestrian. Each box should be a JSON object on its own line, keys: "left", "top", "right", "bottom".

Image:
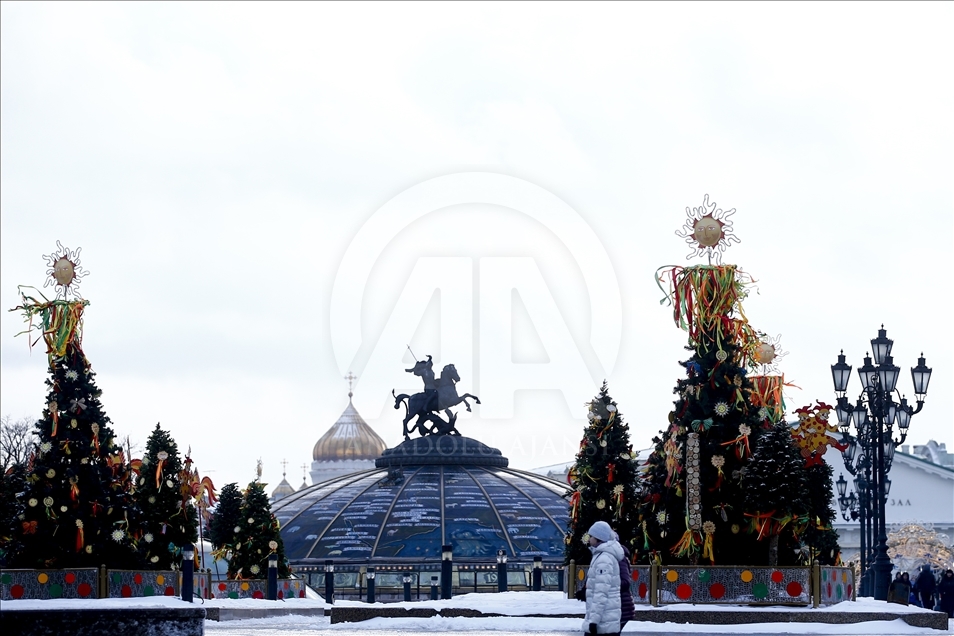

{"left": 888, "top": 572, "right": 910, "bottom": 605}
{"left": 914, "top": 565, "right": 937, "bottom": 610}
{"left": 613, "top": 532, "right": 635, "bottom": 628}
{"left": 902, "top": 572, "right": 917, "bottom": 606}
{"left": 938, "top": 570, "right": 954, "bottom": 618}
{"left": 582, "top": 521, "right": 622, "bottom": 636}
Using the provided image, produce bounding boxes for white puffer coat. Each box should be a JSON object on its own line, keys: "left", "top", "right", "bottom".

{"left": 583, "top": 539, "right": 623, "bottom": 634}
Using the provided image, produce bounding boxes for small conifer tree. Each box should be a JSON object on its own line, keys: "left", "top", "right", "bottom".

{"left": 742, "top": 421, "right": 809, "bottom": 565}
{"left": 135, "top": 423, "right": 198, "bottom": 568}
{"left": 228, "top": 482, "right": 290, "bottom": 579}
{"left": 564, "top": 382, "right": 640, "bottom": 565}
{"left": 208, "top": 482, "right": 242, "bottom": 559}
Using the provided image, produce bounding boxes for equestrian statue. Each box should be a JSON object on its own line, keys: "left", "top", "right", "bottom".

{"left": 393, "top": 354, "right": 480, "bottom": 439}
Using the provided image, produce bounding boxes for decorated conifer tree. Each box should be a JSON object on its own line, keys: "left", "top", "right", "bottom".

{"left": 564, "top": 382, "right": 640, "bottom": 565}
{"left": 741, "top": 421, "right": 809, "bottom": 565}
{"left": 633, "top": 198, "right": 792, "bottom": 566}
{"left": 208, "top": 482, "right": 242, "bottom": 557}
{"left": 228, "top": 481, "right": 290, "bottom": 579}
{"left": 135, "top": 423, "right": 198, "bottom": 569}
{"left": 11, "top": 243, "right": 141, "bottom": 568}
{"left": 633, "top": 266, "right": 772, "bottom": 565}
{"left": 789, "top": 402, "right": 843, "bottom": 565}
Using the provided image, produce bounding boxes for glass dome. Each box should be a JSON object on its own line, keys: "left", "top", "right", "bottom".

{"left": 274, "top": 436, "right": 570, "bottom": 564}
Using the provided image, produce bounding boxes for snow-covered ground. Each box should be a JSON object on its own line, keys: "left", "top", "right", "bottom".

{"left": 3, "top": 592, "right": 952, "bottom": 634}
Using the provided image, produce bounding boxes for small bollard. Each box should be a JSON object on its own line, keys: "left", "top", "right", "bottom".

{"left": 402, "top": 573, "right": 412, "bottom": 602}
{"left": 267, "top": 554, "right": 278, "bottom": 600}
{"left": 496, "top": 548, "right": 508, "bottom": 593}
{"left": 324, "top": 559, "right": 335, "bottom": 605}
{"left": 557, "top": 566, "right": 564, "bottom": 592}
{"left": 532, "top": 556, "right": 542, "bottom": 591}
{"left": 366, "top": 567, "right": 376, "bottom": 603}
{"left": 430, "top": 575, "right": 439, "bottom": 600}
{"left": 441, "top": 544, "right": 453, "bottom": 599}
{"left": 181, "top": 544, "right": 195, "bottom": 603}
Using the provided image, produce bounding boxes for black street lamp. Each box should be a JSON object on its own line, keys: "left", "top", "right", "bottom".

{"left": 831, "top": 326, "right": 931, "bottom": 601}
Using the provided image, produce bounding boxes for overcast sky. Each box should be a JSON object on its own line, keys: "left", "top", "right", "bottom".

{"left": 2, "top": 2, "right": 951, "bottom": 494}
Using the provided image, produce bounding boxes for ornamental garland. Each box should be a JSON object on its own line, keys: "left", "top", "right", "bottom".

{"left": 655, "top": 265, "right": 760, "bottom": 355}
{"left": 685, "top": 433, "right": 702, "bottom": 530}
{"left": 748, "top": 375, "right": 787, "bottom": 426}
{"left": 11, "top": 287, "right": 90, "bottom": 368}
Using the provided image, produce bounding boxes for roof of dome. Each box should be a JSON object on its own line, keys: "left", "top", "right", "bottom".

{"left": 275, "top": 436, "right": 569, "bottom": 563}
{"left": 271, "top": 476, "right": 296, "bottom": 500}
{"left": 312, "top": 395, "right": 387, "bottom": 461}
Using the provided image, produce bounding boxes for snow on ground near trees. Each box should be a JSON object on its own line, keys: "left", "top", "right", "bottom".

{"left": 4, "top": 592, "right": 952, "bottom": 634}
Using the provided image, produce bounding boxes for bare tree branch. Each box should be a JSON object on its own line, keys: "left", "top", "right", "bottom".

{"left": 1, "top": 415, "right": 37, "bottom": 470}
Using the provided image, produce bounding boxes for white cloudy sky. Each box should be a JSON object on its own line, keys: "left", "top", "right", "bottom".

{"left": 2, "top": 2, "right": 951, "bottom": 493}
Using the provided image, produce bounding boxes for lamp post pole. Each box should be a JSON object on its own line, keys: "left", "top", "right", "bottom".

{"left": 831, "top": 327, "right": 931, "bottom": 601}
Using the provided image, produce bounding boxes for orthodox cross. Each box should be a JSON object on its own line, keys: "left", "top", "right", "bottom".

{"left": 281, "top": 458, "right": 288, "bottom": 477}
{"left": 344, "top": 371, "right": 357, "bottom": 398}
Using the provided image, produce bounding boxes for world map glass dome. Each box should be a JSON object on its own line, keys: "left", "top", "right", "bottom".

{"left": 273, "top": 436, "right": 570, "bottom": 563}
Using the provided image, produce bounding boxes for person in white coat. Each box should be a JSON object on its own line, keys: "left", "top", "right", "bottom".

{"left": 583, "top": 521, "right": 623, "bottom": 635}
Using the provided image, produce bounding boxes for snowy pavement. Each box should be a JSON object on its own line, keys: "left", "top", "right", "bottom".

{"left": 204, "top": 613, "right": 954, "bottom": 635}
{"left": 3, "top": 592, "right": 952, "bottom": 634}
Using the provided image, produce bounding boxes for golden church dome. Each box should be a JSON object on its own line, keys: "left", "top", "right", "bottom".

{"left": 270, "top": 476, "right": 296, "bottom": 502}
{"left": 312, "top": 394, "right": 386, "bottom": 461}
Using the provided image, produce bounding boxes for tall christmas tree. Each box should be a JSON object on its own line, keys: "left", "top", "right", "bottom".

{"left": 135, "top": 423, "right": 198, "bottom": 569}
{"left": 228, "top": 480, "right": 290, "bottom": 579}
{"left": 633, "top": 198, "right": 790, "bottom": 566}
{"left": 741, "top": 421, "right": 809, "bottom": 565}
{"left": 10, "top": 243, "right": 141, "bottom": 568}
{"left": 564, "top": 382, "right": 640, "bottom": 565}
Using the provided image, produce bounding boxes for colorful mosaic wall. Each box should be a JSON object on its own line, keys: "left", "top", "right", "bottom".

{"left": 193, "top": 571, "right": 212, "bottom": 599}
{"left": 631, "top": 566, "right": 651, "bottom": 604}
{"left": 212, "top": 578, "right": 307, "bottom": 599}
{"left": 106, "top": 570, "right": 179, "bottom": 598}
{"left": 1, "top": 568, "right": 99, "bottom": 600}
{"left": 819, "top": 566, "right": 854, "bottom": 604}
{"left": 658, "top": 566, "right": 811, "bottom": 605}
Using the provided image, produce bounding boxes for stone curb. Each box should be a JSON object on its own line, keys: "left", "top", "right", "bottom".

{"left": 204, "top": 606, "right": 328, "bottom": 621}
{"left": 0, "top": 607, "right": 206, "bottom": 636}
{"left": 329, "top": 606, "right": 950, "bottom": 630}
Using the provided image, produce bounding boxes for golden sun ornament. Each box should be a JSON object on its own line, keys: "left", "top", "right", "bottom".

{"left": 752, "top": 333, "right": 788, "bottom": 374}
{"left": 675, "top": 194, "right": 740, "bottom": 264}
{"left": 43, "top": 240, "right": 88, "bottom": 299}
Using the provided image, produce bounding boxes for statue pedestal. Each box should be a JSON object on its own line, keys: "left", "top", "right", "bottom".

{"left": 375, "top": 436, "right": 508, "bottom": 468}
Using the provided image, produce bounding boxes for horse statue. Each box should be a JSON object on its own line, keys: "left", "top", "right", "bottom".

{"left": 393, "top": 362, "right": 480, "bottom": 439}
